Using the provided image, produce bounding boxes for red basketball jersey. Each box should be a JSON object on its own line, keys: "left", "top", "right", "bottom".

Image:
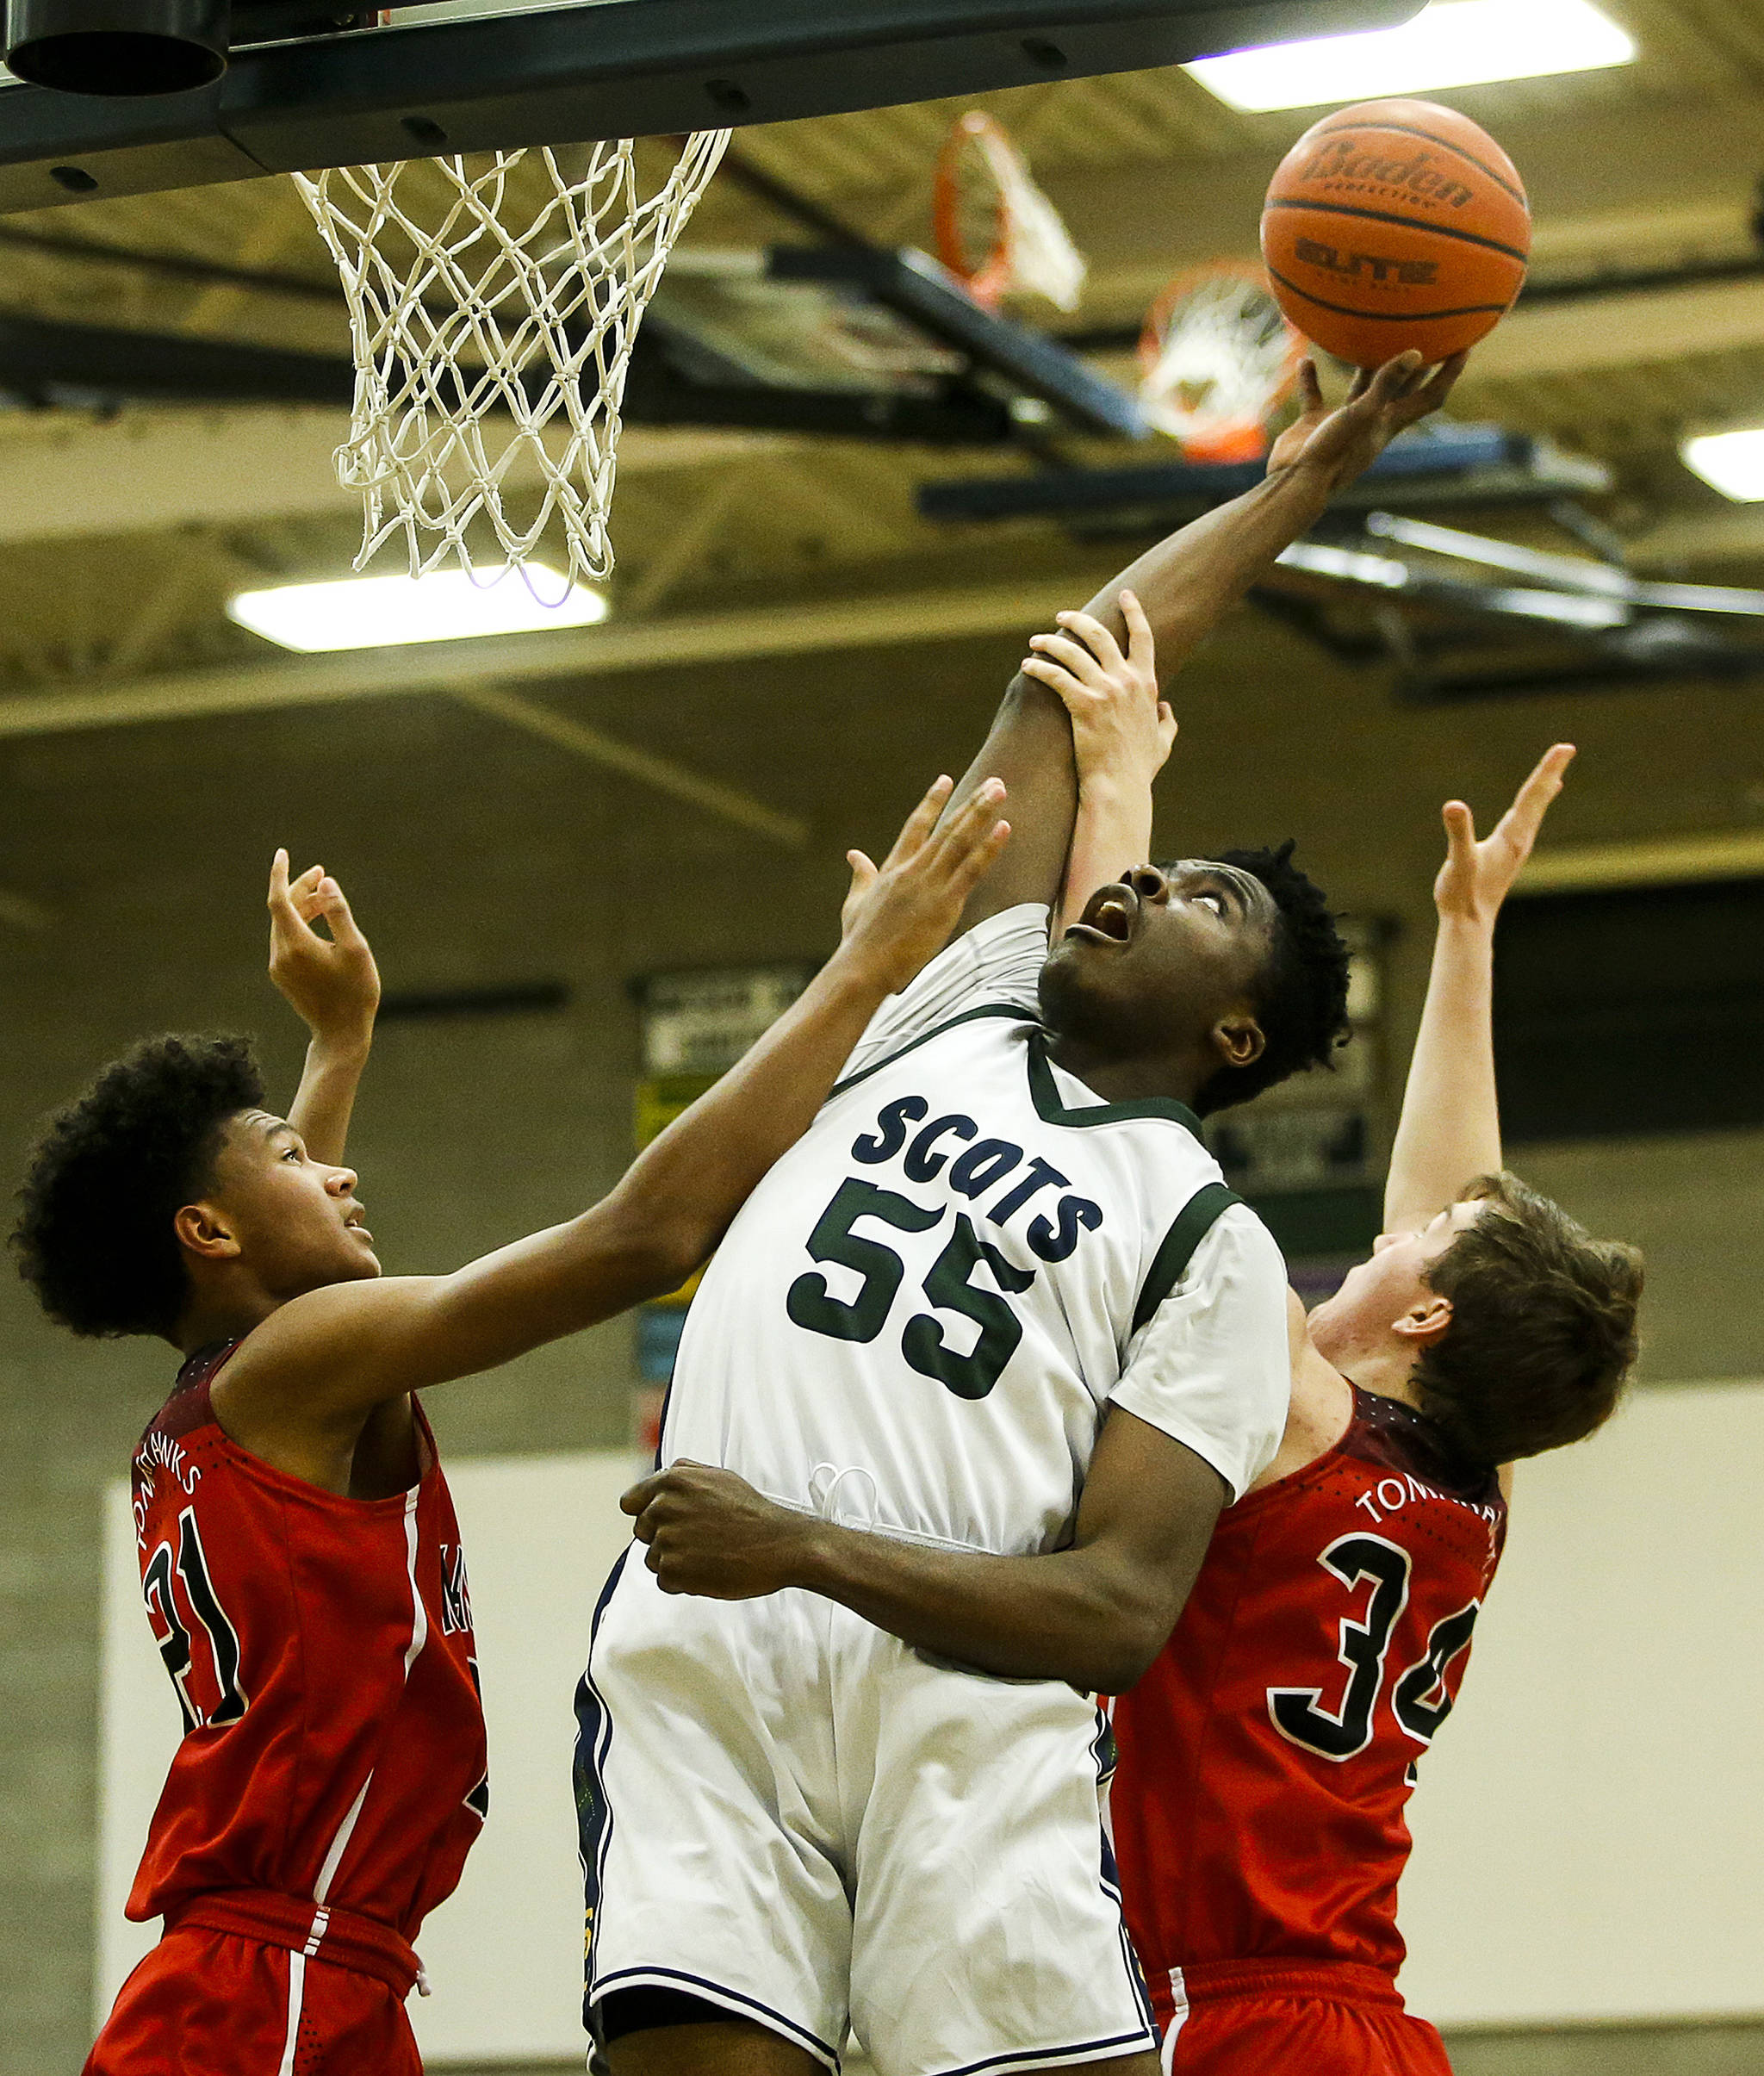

{"left": 125, "top": 1339, "right": 488, "bottom": 1942}
{"left": 1111, "top": 1388, "right": 1506, "bottom": 1981}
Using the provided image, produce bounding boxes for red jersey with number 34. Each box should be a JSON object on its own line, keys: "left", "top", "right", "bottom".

{"left": 126, "top": 1339, "right": 488, "bottom": 1941}
{"left": 1111, "top": 1388, "right": 1507, "bottom": 1980}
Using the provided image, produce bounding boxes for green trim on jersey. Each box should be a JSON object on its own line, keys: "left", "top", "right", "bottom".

{"left": 829, "top": 1002, "right": 1034, "bottom": 1101}
{"left": 1026, "top": 1030, "right": 1205, "bottom": 1140}
{"left": 1131, "top": 1181, "right": 1246, "bottom": 1334}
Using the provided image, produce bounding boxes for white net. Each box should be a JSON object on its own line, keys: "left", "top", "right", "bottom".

{"left": 935, "top": 112, "right": 1086, "bottom": 314}
{"left": 294, "top": 132, "right": 730, "bottom": 589}
{"left": 1139, "top": 266, "right": 1301, "bottom": 461}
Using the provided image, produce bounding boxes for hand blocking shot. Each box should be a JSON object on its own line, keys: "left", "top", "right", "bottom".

{"left": 14, "top": 778, "right": 1009, "bottom": 2076}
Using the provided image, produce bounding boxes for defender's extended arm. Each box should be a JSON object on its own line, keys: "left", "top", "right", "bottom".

{"left": 1382, "top": 744, "right": 1574, "bottom": 1235}
{"left": 1016, "top": 589, "right": 1172, "bottom": 933}
{"left": 218, "top": 778, "right": 1010, "bottom": 1435}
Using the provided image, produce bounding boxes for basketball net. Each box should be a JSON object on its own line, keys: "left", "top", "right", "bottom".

{"left": 295, "top": 133, "right": 730, "bottom": 590}
{"left": 1138, "top": 264, "right": 1303, "bottom": 464}
{"left": 933, "top": 111, "right": 1085, "bottom": 314}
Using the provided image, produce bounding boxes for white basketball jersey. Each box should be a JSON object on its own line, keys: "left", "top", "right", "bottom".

{"left": 662, "top": 905, "right": 1290, "bottom": 1558}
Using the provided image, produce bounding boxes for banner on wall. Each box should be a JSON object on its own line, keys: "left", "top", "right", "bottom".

{"left": 630, "top": 963, "right": 814, "bottom": 1454}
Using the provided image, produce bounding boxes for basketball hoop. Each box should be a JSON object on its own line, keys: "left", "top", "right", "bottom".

{"left": 933, "top": 110, "right": 1086, "bottom": 314}
{"left": 294, "top": 133, "right": 730, "bottom": 590}
{"left": 1138, "top": 263, "right": 1304, "bottom": 464}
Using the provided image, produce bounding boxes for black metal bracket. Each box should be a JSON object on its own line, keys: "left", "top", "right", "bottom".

{"left": 0, "top": 0, "right": 1421, "bottom": 213}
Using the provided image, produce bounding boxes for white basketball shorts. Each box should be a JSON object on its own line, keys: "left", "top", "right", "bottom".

{"left": 574, "top": 1549, "right": 1158, "bottom": 2076}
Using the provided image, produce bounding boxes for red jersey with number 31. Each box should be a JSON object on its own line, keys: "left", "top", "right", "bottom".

{"left": 1111, "top": 1388, "right": 1507, "bottom": 1980}
{"left": 126, "top": 1339, "right": 488, "bottom": 1942}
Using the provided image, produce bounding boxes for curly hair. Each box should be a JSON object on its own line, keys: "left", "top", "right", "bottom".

{"left": 1171, "top": 840, "right": 1352, "bottom": 1116}
{"left": 1416, "top": 1172, "right": 1643, "bottom": 1469}
{"left": 13, "top": 1035, "right": 264, "bottom": 1340}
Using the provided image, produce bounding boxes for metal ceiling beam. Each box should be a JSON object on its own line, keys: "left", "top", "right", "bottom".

{"left": 1517, "top": 829, "right": 1764, "bottom": 897}
{"left": 451, "top": 682, "right": 808, "bottom": 847}
{"left": 0, "top": 408, "right": 778, "bottom": 545}
{"left": 0, "top": 577, "right": 1089, "bottom": 737}
{"left": 0, "top": 575, "right": 1096, "bottom": 836}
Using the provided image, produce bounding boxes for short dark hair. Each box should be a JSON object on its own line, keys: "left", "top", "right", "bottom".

{"left": 1173, "top": 841, "right": 1352, "bottom": 1116}
{"left": 13, "top": 1034, "right": 264, "bottom": 1340}
{"left": 1415, "top": 1172, "right": 1643, "bottom": 1469}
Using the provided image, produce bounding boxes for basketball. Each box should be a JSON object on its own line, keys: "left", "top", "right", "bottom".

{"left": 1260, "top": 97, "right": 1530, "bottom": 367}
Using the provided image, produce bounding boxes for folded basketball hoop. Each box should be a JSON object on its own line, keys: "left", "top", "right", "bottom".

{"left": 933, "top": 110, "right": 1086, "bottom": 314}
{"left": 1138, "top": 263, "right": 1303, "bottom": 464}
{"left": 295, "top": 134, "right": 730, "bottom": 588}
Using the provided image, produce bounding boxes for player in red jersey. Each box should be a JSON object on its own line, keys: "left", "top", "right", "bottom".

{"left": 13, "top": 780, "right": 1009, "bottom": 2076}
{"left": 1058, "top": 721, "right": 1643, "bottom": 2067}
{"left": 1025, "top": 619, "right": 1641, "bottom": 2065}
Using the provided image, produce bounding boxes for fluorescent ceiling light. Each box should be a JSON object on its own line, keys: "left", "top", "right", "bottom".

{"left": 1681, "top": 429, "right": 1764, "bottom": 504}
{"left": 1186, "top": 0, "right": 1635, "bottom": 112}
{"left": 228, "top": 567, "right": 610, "bottom": 652}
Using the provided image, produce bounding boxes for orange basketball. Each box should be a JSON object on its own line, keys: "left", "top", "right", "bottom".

{"left": 1260, "top": 98, "right": 1530, "bottom": 367}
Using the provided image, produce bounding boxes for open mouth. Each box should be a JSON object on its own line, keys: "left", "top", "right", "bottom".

{"left": 1065, "top": 881, "right": 1139, "bottom": 948}
{"left": 345, "top": 1210, "right": 374, "bottom": 1244}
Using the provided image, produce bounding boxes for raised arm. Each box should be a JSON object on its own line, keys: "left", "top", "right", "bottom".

{"left": 216, "top": 777, "right": 1011, "bottom": 1444}
{"left": 1382, "top": 744, "right": 1575, "bottom": 1234}
{"left": 1073, "top": 353, "right": 1466, "bottom": 675}
{"left": 269, "top": 850, "right": 381, "bottom": 1167}
{"left": 947, "top": 351, "right": 1465, "bottom": 936}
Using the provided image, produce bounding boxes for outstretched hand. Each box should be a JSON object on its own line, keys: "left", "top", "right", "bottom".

{"left": 1267, "top": 351, "right": 1468, "bottom": 491}
{"left": 1021, "top": 587, "right": 1177, "bottom": 796}
{"left": 1435, "top": 743, "right": 1575, "bottom": 926}
{"left": 838, "top": 774, "right": 1010, "bottom": 993}
{"left": 268, "top": 848, "right": 381, "bottom": 1045}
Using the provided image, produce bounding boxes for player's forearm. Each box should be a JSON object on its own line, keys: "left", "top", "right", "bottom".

{"left": 792, "top": 1520, "right": 1168, "bottom": 1693}
{"left": 947, "top": 674, "right": 1078, "bottom": 933}
{"left": 594, "top": 953, "right": 901, "bottom": 1292}
{"left": 1074, "top": 463, "right": 1334, "bottom": 681}
{"left": 1059, "top": 773, "right": 1154, "bottom": 935}
{"left": 288, "top": 1029, "right": 373, "bottom": 1168}
{"left": 1383, "top": 913, "right": 1502, "bottom": 1233}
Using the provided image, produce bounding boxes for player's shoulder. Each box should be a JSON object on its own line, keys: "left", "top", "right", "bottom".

{"left": 830, "top": 994, "right": 1034, "bottom": 1102}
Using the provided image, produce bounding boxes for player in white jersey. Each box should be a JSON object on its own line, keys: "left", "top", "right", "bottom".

{"left": 580, "top": 353, "right": 1463, "bottom": 2076}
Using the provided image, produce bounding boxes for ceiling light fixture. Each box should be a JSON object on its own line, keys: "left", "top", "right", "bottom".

{"left": 228, "top": 568, "right": 611, "bottom": 653}
{"left": 1185, "top": 0, "right": 1636, "bottom": 112}
{"left": 1680, "top": 429, "right": 1764, "bottom": 504}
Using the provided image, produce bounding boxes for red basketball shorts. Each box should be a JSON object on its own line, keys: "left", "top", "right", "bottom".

{"left": 1152, "top": 1959, "right": 1453, "bottom": 2076}
{"left": 85, "top": 1895, "right": 424, "bottom": 2076}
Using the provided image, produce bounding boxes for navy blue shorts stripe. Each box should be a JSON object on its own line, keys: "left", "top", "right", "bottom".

{"left": 590, "top": 1964, "right": 842, "bottom": 2067}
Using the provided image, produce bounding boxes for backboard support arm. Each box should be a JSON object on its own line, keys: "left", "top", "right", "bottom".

{"left": 0, "top": 0, "right": 1423, "bottom": 214}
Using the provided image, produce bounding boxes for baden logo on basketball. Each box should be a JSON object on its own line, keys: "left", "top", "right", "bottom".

{"left": 1298, "top": 142, "right": 1475, "bottom": 210}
